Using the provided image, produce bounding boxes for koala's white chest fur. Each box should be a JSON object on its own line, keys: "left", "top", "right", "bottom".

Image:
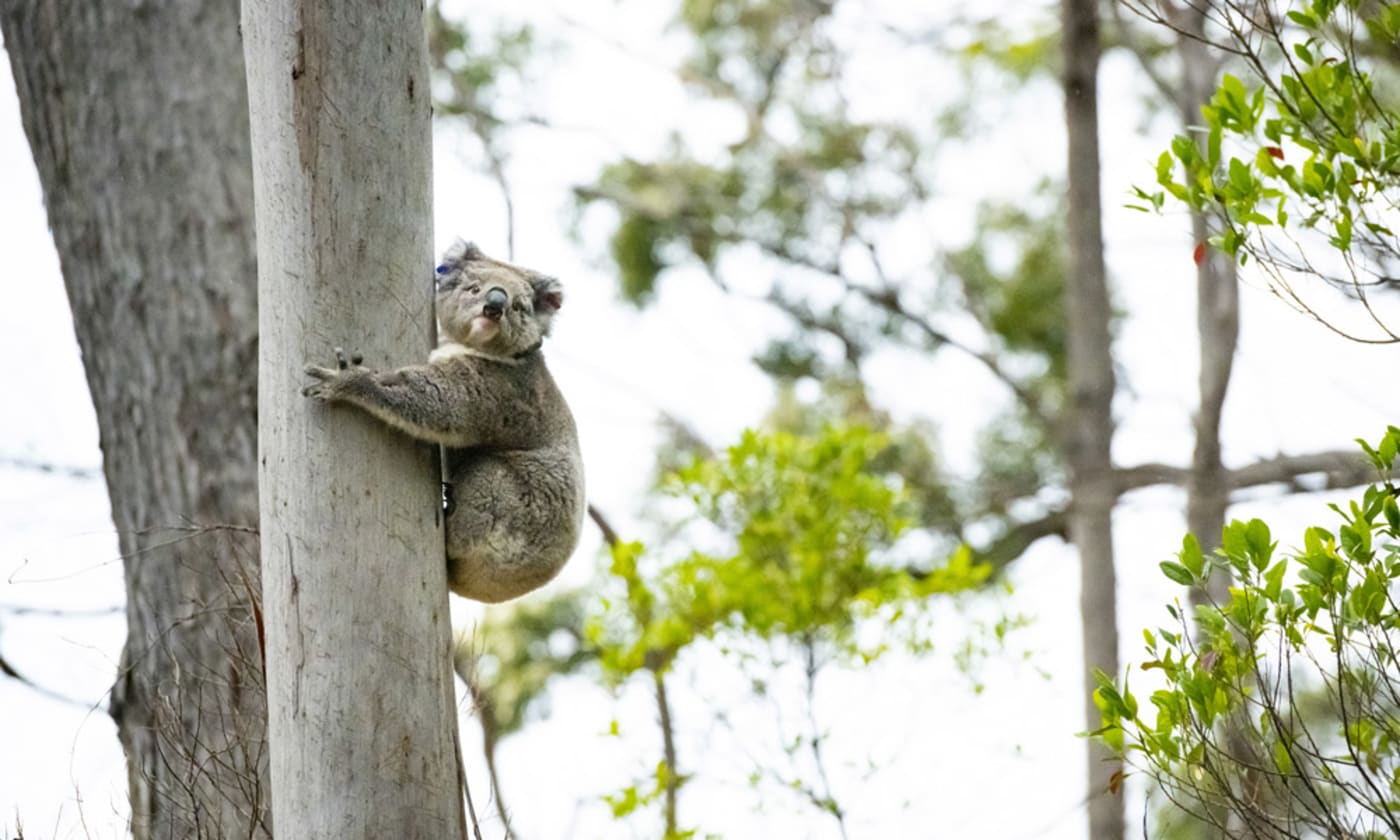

{"left": 428, "top": 341, "right": 518, "bottom": 367}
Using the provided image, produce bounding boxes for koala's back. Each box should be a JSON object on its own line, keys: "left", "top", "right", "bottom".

{"left": 442, "top": 358, "right": 584, "bottom": 603}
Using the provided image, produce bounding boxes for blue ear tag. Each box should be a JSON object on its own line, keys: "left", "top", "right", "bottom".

{"left": 435, "top": 264, "right": 450, "bottom": 274}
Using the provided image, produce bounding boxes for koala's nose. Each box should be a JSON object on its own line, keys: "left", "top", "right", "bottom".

{"left": 483, "top": 287, "right": 508, "bottom": 320}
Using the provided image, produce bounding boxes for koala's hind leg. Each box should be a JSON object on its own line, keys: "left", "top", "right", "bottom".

{"left": 444, "top": 454, "right": 577, "bottom": 603}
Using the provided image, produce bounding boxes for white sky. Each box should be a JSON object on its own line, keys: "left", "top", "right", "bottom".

{"left": 3, "top": 2, "right": 1399, "bottom": 838}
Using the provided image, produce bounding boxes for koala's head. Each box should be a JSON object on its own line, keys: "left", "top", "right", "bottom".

{"left": 434, "top": 239, "right": 563, "bottom": 357}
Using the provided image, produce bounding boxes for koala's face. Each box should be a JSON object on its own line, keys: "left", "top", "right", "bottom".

{"left": 434, "top": 240, "right": 563, "bottom": 356}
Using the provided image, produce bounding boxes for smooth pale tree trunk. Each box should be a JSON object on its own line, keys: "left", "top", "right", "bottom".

{"left": 1061, "top": 0, "right": 1124, "bottom": 837}
{"left": 0, "top": 3, "right": 270, "bottom": 837}
{"left": 1178, "top": 3, "right": 1238, "bottom": 608}
{"left": 243, "top": 1, "right": 467, "bottom": 837}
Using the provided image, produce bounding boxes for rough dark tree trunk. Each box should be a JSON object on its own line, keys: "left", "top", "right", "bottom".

{"left": 1061, "top": 0, "right": 1125, "bottom": 837}
{"left": 0, "top": 2, "right": 268, "bottom": 837}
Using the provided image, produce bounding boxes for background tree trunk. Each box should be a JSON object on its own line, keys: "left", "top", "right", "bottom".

{"left": 1061, "top": 0, "right": 1125, "bottom": 837}
{"left": 0, "top": 2, "right": 270, "bottom": 837}
{"left": 243, "top": 0, "right": 467, "bottom": 836}
{"left": 1178, "top": 2, "right": 1239, "bottom": 608}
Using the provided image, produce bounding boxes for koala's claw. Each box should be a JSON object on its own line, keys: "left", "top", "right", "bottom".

{"left": 302, "top": 362, "right": 343, "bottom": 399}
{"left": 332, "top": 347, "right": 365, "bottom": 370}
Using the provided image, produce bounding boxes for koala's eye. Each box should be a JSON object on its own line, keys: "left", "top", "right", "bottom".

{"left": 466, "top": 284, "right": 481, "bottom": 294}
{"left": 513, "top": 300, "right": 528, "bottom": 312}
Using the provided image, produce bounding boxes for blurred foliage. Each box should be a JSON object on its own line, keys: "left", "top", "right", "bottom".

{"left": 958, "top": 24, "right": 1058, "bottom": 84}
{"left": 427, "top": 4, "right": 537, "bottom": 124}
{"left": 764, "top": 378, "right": 959, "bottom": 532}
{"left": 454, "top": 423, "right": 998, "bottom": 836}
{"left": 1129, "top": 0, "right": 1400, "bottom": 338}
{"left": 583, "top": 424, "right": 992, "bottom": 833}
{"left": 454, "top": 592, "right": 595, "bottom": 739}
{"left": 943, "top": 191, "right": 1069, "bottom": 394}
{"left": 575, "top": 0, "right": 1076, "bottom": 587}
{"left": 1097, "top": 427, "right": 1400, "bottom": 838}
{"left": 940, "top": 188, "right": 1071, "bottom": 516}
{"left": 577, "top": 0, "right": 923, "bottom": 306}
{"left": 588, "top": 424, "right": 989, "bottom": 678}
{"left": 429, "top": 1, "right": 1092, "bottom": 834}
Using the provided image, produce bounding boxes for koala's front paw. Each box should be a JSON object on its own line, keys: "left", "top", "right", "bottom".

{"left": 301, "top": 347, "right": 365, "bottom": 399}
{"left": 301, "top": 365, "right": 341, "bottom": 400}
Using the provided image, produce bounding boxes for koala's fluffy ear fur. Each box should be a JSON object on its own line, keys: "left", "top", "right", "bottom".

{"left": 439, "top": 238, "right": 486, "bottom": 270}
{"left": 531, "top": 275, "right": 564, "bottom": 332}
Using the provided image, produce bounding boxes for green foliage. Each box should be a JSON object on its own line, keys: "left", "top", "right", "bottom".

{"left": 763, "top": 379, "right": 960, "bottom": 533}
{"left": 584, "top": 157, "right": 747, "bottom": 305}
{"left": 575, "top": 1, "right": 923, "bottom": 308}
{"left": 589, "top": 424, "right": 990, "bottom": 678}
{"left": 944, "top": 192, "right": 1069, "bottom": 387}
{"left": 1098, "top": 427, "right": 1400, "bottom": 838}
{"left": 958, "top": 22, "right": 1059, "bottom": 84}
{"left": 1135, "top": 3, "right": 1400, "bottom": 317}
{"left": 602, "top": 759, "right": 696, "bottom": 840}
{"left": 578, "top": 2, "right": 1077, "bottom": 594}
{"left": 671, "top": 426, "right": 981, "bottom": 642}
{"left": 937, "top": 190, "right": 1072, "bottom": 525}
{"left": 585, "top": 424, "right": 995, "bottom": 833}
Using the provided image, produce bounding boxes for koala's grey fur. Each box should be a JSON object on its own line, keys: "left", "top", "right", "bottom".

{"left": 302, "top": 240, "right": 585, "bottom": 602}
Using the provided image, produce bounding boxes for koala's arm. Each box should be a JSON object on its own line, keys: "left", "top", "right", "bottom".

{"left": 303, "top": 352, "right": 526, "bottom": 449}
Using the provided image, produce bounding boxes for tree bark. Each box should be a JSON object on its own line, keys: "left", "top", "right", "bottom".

{"left": 243, "top": 0, "right": 467, "bottom": 836}
{"left": 1061, "top": 0, "right": 1125, "bottom": 837}
{"left": 0, "top": 2, "right": 269, "bottom": 837}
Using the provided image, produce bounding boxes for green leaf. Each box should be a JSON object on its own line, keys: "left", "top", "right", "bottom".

{"left": 1379, "top": 431, "right": 1398, "bottom": 468}
{"left": 1180, "top": 533, "right": 1205, "bottom": 576}
{"left": 1287, "top": 10, "right": 1317, "bottom": 28}
{"left": 1160, "top": 561, "right": 1196, "bottom": 586}
{"left": 1228, "top": 157, "right": 1253, "bottom": 194}
{"left": 1221, "top": 74, "right": 1247, "bottom": 110}
{"left": 1263, "top": 559, "right": 1288, "bottom": 600}
{"left": 1156, "top": 151, "right": 1174, "bottom": 183}
{"left": 1220, "top": 520, "right": 1250, "bottom": 572}
{"left": 1245, "top": 519, "right": 1274, "bottom": 570}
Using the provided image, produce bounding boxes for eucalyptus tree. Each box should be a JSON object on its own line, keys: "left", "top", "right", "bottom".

{"left": 1, "top": 3, "right": 268, "bottom": 835}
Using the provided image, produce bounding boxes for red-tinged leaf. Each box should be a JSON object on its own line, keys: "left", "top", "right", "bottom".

{"left": 1192, "top": 241, "right": 1207, "bottom": 266}
{"left": 1265, "top": 146, "right": 1284, "bottom": 160}
{"left": 1108, "top": 769, "right": 1127, "bottom": 795}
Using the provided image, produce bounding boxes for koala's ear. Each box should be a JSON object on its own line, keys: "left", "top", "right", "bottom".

{"left": 438, "top": 238, "right": 487, "bottom": 269}
{"left": 531, "top": 275, "right": 564, "bottom": 321}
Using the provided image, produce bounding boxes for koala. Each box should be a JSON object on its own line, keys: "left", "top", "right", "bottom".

{"left": 302, "top": 240, "right": 585, "bottom": 603}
